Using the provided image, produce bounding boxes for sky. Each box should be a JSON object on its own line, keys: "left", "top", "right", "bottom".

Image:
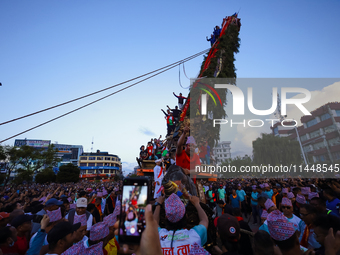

{"left": 1, "top": 0, "right": 340, "bottom": 174}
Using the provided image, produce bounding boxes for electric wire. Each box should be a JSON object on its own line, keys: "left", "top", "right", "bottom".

{"left": 0, "top": 49, "right": 209, "bottom": 127}
{"left": 0, "top": 49, "right": 209, "bottom": 143}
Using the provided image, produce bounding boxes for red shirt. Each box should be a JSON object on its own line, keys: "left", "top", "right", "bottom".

{"left": 147, "top": 146, "right": 153, "bottom": 156}
{"left": 14, "top": 235, "right": 28, "bottom": 255}
{"left": 176, "top": 150, "right": 201, "bottom": 171}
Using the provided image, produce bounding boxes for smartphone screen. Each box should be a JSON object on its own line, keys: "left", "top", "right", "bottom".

{"left": 118, "top": 177, "right": 149, "bottom": 244}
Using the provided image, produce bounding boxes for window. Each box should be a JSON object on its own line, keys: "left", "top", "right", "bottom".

{"left": 316, "top": 154, "right": 328, "bottom": 162}
{"left": 97, "top": 163, "right": 103, "bottom": 166}
{"left": 300, "top": 134, "right": 308, "bottom": 142}
{"left": 88, "top": 163, "right": 95, "bottom": 166}
{"left": 320, "top": 113, "right": 331, "bottom": 121}
{"left": 324, "top": 125, "right": 336, "bottom": 134}
{"left": 303, "top": 145, "right": 312, "bottom": 153}
{"left": 97, "top": 157, "right": 103, "bottom": 160}
{"left": 104, "top": 163, "right": 110, "bottom": 166}
{"left": 112, "top": 158, "right": 116, "bottom": 161}
{"left": 335, "top": 109, "right": 340, "bottom": 116}
{"left": 105, "top": 157, "right": 111, "bottom": 160}
{"left": 313, "top": 141, "right": 325, "bottom": 151}
{"left": 87, "top": 169, "right": 94, "bottom": 174}
{"left": 332, "top": 152, "right": 340, "bottom": 160}
{"left": 224, "top": 154, "right": 227, "bottom": 157}
{"left": 104, "top": 169, "right": 110, "bottom": 174}
{"left": 306, "top": 119, "right": 318, "bottom": 128}
{"left": 223, "top": 149, "right": 226, "bottom": 152}
{"left": 273, "top": 127, "right": 279, "bottom": 135}
{"left": 88, "top": 157, "right": 95, "bottom": 160}
{"left": 309, "top": 129, "right": 320, "bottom": 139}
{"left": 328, "top": 137, "right": 340, "bottom": 147}
{"left": 79, "top": 163, "right": 87, "bottom": 166}
{"left": 80, "top": 157, "right": 87, "bottom": 160}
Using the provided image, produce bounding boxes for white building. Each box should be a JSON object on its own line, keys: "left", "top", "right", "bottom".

{"left": 213, "top": 141, "right": 231, "bottom": 164}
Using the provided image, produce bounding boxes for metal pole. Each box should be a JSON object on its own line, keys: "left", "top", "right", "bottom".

{"left": 295, "top": 125, "right": 308, "bottom": 165}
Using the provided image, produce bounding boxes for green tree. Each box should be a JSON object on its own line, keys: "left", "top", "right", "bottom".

{"left": 56, "top": 163, "right": 80, "bottom": 183}
{"left": 253, "top": 133, "right": 302, "bottom": 166}
{"left": 35, "top": 168, "right": 56, "bottom": 184}
{"left": 13, "top": 145, "right": 60, "bottom": 183}
{"left": 0, "top": 145, "right": 21, "bottom": 185}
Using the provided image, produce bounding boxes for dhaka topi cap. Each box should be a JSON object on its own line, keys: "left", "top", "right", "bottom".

{"left": 85, "top": 242, "right": 104, "bottom": 255}
{"left": 61, "top": 240, "right": 86, "bottom": 255}
{"left": 265, "top": 199, "right": 276, "bottom": 210}
{"left": 308, "top": 192, "right": 319, "bottom": 200}
{"left": 296, "top": 194, "right": 306, "bottom": 204}
{"left": 281, "top": 197, "right": 292, "bottom": 207}
{"left": 165, "top": 193, "right": 185, "bottom": 223}
{"left": 264, "top": 183, "right": 269, "bottom": 188}
{"left": 70, "top": 203, "right": 77, "bottom": 210}
{"left": 267, "top": 210, "right": 296, "bottom": 241}
{"left": 90, "top": 222, "right": 109, "bottom": 241}
{"left": 252, "top": 185, "right": 257, "bottom": 190}
{"left": 301, "top": 187, "right": 311, "bottom": 195}
{"left": 287, "top": 192, "right": 295, "bottom": 199}
{"left": 282, "top": 188, "right": 289, "bottom": 194}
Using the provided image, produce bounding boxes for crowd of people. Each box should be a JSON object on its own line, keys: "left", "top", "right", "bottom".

{"left": 2, "top": 94, "right": 340, "bottom": 255}
{"left": 0, "top": 182, "right": 122, "bottom": 255}
{"left": 2, "top": 177, "right": 340, "bottom": 255}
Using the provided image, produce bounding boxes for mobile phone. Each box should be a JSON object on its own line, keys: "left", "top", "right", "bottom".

{"left": 118, "top": 177, "right": 150, "bottom": 244}
{"left": 32, "top": 215, "right": 44, "bottom": 223}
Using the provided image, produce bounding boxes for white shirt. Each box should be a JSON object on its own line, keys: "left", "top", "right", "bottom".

{"left": 65, "top": 211, "right": 93, "bottom": 231}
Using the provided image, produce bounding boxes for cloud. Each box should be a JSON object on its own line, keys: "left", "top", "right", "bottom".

{"left": 122, "top": 161, "right": 139, "bottom": 176}
{"left": 139, "top": 127, "right": 156, "bottom": 137}
{"left": 286, "top": 81, "right": 340, "bottom": 125}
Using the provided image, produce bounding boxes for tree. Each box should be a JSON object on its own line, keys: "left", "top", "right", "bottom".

{"left": 0, "top": 145, "right": 21, "bottom": 185}
{"left": 253, "top": 133, "right": 302, "bottom": 166}
{"left": 56, "top": 163, "right": 80, "bottom": 183}
{"left": 35, "top": 168, "right": 56, "bottom": 184}
{"left": 0, "top": 144, "right": 60, "bottom": 184}
{"left": 13, "top": 145, "right": 60, "bottom": 183}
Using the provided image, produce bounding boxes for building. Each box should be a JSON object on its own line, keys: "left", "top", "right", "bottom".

{"left": 52, "top": 143, "right": 83, "bottom": 167}
{"left": 271, "top": 102, "right": 340, "bottom": 163}
{"left": 78, "top": 150, "right": 122, "bottom": 181}
{"left": 213, "top": 141, "right": 231, "bottom": 164}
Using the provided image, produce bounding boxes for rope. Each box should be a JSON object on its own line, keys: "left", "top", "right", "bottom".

{"left": 0, "top": 50, "right": 209, "bottom": 143}
{"left": 178, "top": 62, "right": 190, "bottom": 89}
{"left": 0, "top": 49, "right": 209, "bottom": 127}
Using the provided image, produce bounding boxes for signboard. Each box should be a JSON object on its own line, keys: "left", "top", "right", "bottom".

{"left": 14, "top": 139, "right": 51, "bottom": 148}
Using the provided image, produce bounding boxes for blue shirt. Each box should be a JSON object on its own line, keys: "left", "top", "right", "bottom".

{"left": 326, "top": 198, "right": 340, "bottom": 216}
{"left": 236, "top": 189, "right": 246, "bottom": 202}
{"left": 251, "top": 192, "right": 258, "bottom": 206}
{"left": 230, "top": 194, "right": 240, "bottom": 208}
{"left": 264, "top": 189, "right": 273, "bottom": 199}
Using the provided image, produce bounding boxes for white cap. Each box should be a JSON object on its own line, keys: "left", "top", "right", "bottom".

{"left": 76, "top": 197, "right": 88, "bottom": 208}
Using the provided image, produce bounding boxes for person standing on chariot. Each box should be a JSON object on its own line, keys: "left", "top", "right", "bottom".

{"left": 173, "top": 92, "right": 187, "bottom": 110}
{"left": 153, "top": 159, "right": 164, "bottom": 199}
{"left": 176, "top": 126, "right": 201, "bottom": 181}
